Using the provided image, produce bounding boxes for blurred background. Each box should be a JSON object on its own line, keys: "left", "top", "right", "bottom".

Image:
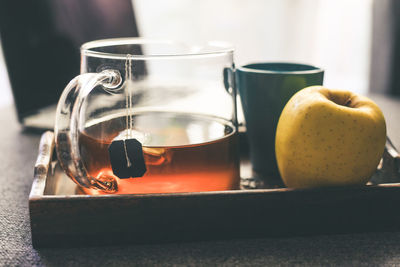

{"left": 0, "top": 0, "right": 397, "bottom": 127}
{"left": 134, "top": 0, "right": 372, "bottom": 94}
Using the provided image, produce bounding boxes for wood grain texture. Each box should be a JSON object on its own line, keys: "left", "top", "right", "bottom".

{"left": 30, "top": 131, "right": 54, "bottom": 198}
{"left": 30, "top": 183, "right": 400, "bottom": 248}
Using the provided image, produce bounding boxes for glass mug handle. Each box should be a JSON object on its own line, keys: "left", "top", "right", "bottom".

{"left": 54, "top": 70, "right": 122, "bottom": 193}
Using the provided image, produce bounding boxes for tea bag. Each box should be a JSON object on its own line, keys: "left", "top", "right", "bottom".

{"left": 108, "top": 55, "right": 147, "bottom": 179}
{"left": 108, "top": 135, "right": 147, "bottom": 179}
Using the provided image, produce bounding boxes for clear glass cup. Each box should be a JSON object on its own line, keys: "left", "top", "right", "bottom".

{"left": 55, "top": 38, "right": 239, "bottom": 194}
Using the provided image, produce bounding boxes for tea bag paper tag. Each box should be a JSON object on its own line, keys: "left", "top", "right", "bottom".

{"left": 108, "top": 138, "right": 147, "bottom": 179}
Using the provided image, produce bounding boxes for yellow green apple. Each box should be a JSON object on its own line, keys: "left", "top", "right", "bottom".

{"left": 275, "top": 86, "right": 386, "bottom": 188}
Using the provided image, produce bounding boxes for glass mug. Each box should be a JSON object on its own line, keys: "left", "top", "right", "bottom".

{"left": 55, "top": 38, "right": 239, "bottom": 195}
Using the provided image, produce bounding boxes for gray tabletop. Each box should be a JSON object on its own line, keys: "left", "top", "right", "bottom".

{"left": 1, "top": 94, "right": 400, "bottom": 266}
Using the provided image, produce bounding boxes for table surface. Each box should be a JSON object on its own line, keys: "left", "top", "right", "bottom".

{"left": 1, "top": 94, "right": 400, "bottom": 266}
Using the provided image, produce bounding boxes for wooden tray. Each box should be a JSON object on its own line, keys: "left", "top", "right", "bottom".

{"left": 29, "top": 132, "right": 400, "bottom": 248}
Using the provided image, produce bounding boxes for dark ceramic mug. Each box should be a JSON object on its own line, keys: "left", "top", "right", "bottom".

{"left": 236, "top": 63, "right": 324, "bottom": 183}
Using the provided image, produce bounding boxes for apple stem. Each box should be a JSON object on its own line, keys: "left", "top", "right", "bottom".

{"left": 345, "top": 99, "right": 352, "bottom": 107}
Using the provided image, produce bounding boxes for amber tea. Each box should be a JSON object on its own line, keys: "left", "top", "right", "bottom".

{"left": 79, "top": 112, "right": 240, "bottom": 195}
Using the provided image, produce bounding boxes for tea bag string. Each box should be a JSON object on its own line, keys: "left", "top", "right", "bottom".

{"left": 125, "top": 54, "right": 133, "bottom": 139}
{"left": 124, "top": 54, "right": 133, "bottom": 167}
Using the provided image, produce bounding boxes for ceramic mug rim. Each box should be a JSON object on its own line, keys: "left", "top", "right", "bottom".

{"left": 238, "top": 62, "right": 323, "bottom": 75}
